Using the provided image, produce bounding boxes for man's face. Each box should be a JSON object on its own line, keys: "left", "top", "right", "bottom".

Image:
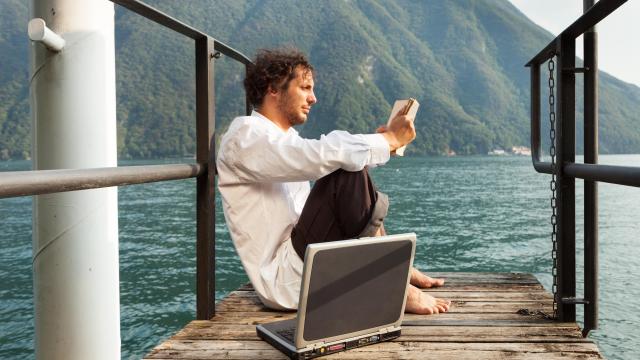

{"left": 276, "top": 67, "right": 317, "bottom": 126}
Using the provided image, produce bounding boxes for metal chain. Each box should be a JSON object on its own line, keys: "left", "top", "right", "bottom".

{"left": 548, "top": 56, "right": 558, "bottom": 319}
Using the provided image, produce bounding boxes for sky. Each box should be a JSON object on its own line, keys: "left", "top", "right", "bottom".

{"left": 509, "top": 0, "right": 640, "bottom": 87}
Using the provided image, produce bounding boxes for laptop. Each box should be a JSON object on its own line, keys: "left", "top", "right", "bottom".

{"left": 256, "top": 233, "right": 416, "bottom": 359}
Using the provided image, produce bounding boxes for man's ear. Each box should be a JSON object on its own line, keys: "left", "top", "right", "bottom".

{"left": 267, "top": 84, "right": 279, "bottom": 95}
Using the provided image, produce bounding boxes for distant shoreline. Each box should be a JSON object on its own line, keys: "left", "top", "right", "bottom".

{"left": 3, "top": 153, "right": 640, "bottom": 170}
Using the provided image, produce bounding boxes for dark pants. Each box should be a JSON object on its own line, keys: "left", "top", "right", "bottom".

{"left": 291, "top": 168, "right": 389, "bottom": 259}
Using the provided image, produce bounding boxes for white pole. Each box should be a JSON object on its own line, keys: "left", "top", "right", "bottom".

{"left": 29, "top": 0, "right": 120, "bottom": 359}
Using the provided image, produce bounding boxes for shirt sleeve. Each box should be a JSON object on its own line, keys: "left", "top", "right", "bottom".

{"left": 221, "top": 121, "right": 390, "bottom": 183}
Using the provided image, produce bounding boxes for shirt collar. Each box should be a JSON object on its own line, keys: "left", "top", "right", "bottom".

{"left": 251, "top": 110, "right": 298, "bottom": 135}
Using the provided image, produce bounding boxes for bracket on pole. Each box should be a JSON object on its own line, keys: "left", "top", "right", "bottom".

{"left": 28, "top": 18, "right": 65, "bottom": 52}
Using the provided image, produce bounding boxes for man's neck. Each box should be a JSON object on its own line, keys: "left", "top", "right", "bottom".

{"left": 255, "top": 107, "right": 290, "bottom": 132}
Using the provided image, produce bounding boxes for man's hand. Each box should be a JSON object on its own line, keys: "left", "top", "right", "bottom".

{"left": 377, "top": 114, "right": 416, "bottom": 152}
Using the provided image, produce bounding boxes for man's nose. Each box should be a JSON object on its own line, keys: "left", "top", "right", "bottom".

{"left": 308, "top": 91, "right": 317, "bottom": 105}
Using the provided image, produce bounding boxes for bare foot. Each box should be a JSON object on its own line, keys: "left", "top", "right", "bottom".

{"left": 372, "top": 227, "right": 444, "bottom": 289}
{"left": 404, "top": 284, "right": 451, "bottom": 314}
{"left": 410, "top": 267, "right": 445, "bottom": 288}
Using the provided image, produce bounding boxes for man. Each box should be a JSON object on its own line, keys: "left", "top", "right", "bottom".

{"left": 217, "top": 48, "right": 450, "bottom": 315}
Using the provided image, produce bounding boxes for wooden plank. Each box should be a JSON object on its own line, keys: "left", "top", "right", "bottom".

{"left": 208, "top": 311, "right": 297, "bottom": 324}
{"left": 225, "top": 289, "right": 552, "bottom": 301}
{"left": 206, "top": 311, "right": 554, "bottom": 325}
{"left": 401, "top": 319, "right": 570, "bottom": 327}
{"left": 426, "top": 283, "right": 545, "bottom": 291}
{"left": 233, "top": 273, "right": 541, "bottom": 292}
{"left": 422, "top": 291, "right": 552, "bottom": 301}
{"left": 149, "top": 340, "right": 601, "bottom": 352}
{"left": 190, "top": 319, "right": 577, "bottom": 331}
{"left": 394, "top": 312, "right": 554, "bottom": 322}
{"left": 146, "top": 349, "right": 601, "bottom": 359}
{"left": 215, "top": 299, "right": 554, "bottom": 314}
{"left": 235, "top": 282, "right": 546, "bottom": 293}
{"left": 169, "top": 322, "right": 586, "bottom": 343}
{"left": 424, "top": 272, "right": 539, "bottom": 279}
{"left": 144, "top": 341, "right": 602, "bottom": 359}
{"left": 398, "top": 325, "right": 586, "bottom": 342}
{"left": 218, "top": 290, "right": 554, "bottom": 305}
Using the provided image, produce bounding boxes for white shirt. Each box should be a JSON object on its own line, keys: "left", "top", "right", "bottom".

{"left": 216, "top": 111, "right": 390, "bottom": 309}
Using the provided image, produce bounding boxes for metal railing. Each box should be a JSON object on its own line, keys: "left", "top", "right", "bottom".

{"left": 0, "top": 0, "right": 253, "bottom": 320}
{"left": 526, "top": 0, "right": 637, "bottom": 336}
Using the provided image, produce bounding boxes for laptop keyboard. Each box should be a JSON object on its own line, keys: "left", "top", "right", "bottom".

{"left": 277, "top": 327, "right": 295, "bottom": 342}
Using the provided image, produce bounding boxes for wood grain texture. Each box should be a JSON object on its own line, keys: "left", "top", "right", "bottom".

{"left": 143, "top": 272, "right": 603, "bottom": 359}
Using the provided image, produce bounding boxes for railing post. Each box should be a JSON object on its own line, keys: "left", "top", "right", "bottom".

{"left": 195, "top": 36, "right": 216, "bottom": 320}
{"left": 583, "top": 0, "right": 599, "bottom": 337}
{"left": 556, "top": 35, "right": 577, "bottom": 322}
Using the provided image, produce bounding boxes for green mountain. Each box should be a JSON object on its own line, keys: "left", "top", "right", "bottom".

{"left": 1, "top": 0, "right": 640, "bottom": 159}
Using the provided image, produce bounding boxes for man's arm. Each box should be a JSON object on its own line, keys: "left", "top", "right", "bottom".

{"left": 218, "top": 119, "right": 390, "bottom": 184}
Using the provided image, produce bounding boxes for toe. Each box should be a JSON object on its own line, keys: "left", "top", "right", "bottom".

{"left": 436, "top": 299, "right": 451, "bottom": 312}
{"left": 424, "top": 306, "right": 434, "bottom": 315}
{"left": 440, "top": 303, "right": 450, "bottom": 312}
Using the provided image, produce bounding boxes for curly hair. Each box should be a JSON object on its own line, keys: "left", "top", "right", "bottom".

{"left": 244, "top": 48, "right": 314, "bottom": 108}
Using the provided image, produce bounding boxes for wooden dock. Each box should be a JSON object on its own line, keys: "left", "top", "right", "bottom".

{"left": 144, "top": 272, "right": 603, "bottom": 359}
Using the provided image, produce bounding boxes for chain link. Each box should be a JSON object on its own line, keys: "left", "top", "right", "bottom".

{"left": 548, "top": 56, "right": 558, "bottom": 319}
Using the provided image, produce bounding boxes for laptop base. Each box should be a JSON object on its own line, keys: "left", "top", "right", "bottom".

{"left": 257, "top": 321, "right": 401, "bottom": 359}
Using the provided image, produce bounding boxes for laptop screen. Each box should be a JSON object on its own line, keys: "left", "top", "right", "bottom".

{"left": 302, "top": 239, "right": 413, "bottom": 341}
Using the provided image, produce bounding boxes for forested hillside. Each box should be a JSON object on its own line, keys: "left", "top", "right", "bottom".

{"left": 1, "top": 0, "right": 639, "bottom": 159}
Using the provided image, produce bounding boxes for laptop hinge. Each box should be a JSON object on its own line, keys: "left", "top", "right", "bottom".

{"left": 382, "top": 325, "right": 398, "bottom": 333}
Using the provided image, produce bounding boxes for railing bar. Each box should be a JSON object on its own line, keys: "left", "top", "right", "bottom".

{"left": 525, "top": 39, "right": 559, "bottom": 67}
{"left": 530, "top": 55, "right": 555, "bottom": 177}
{"left": 533, "top": 162, "right": 554, "bottom": 174}
{"left": 214, "top": 41, "right": 252, "bottom": 65}
{"left": 562, "top": 0, "right": 627, "bottom": 39}
{"left": 0, "top": 164, "right": 203, "bottom": 199}
{"left": 110, "top": 0, "right": 204, "bottom": 40}
{"left": 564, "top": 163, "right": 640, "bottom": 187}
{"left": 525, "top": 0, "right": 626, "bottom": 66}
{"left": 109, "top": 0, "right": 252, "bottom": 65}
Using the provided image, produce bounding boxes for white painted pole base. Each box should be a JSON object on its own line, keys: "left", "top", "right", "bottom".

{"left": 29, "top": 0, "right": 120, "bottom": 359}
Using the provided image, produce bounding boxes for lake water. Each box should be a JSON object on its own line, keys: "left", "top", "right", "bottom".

{"left": 1, "top": 155, "right": 639, "bottom": 359}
